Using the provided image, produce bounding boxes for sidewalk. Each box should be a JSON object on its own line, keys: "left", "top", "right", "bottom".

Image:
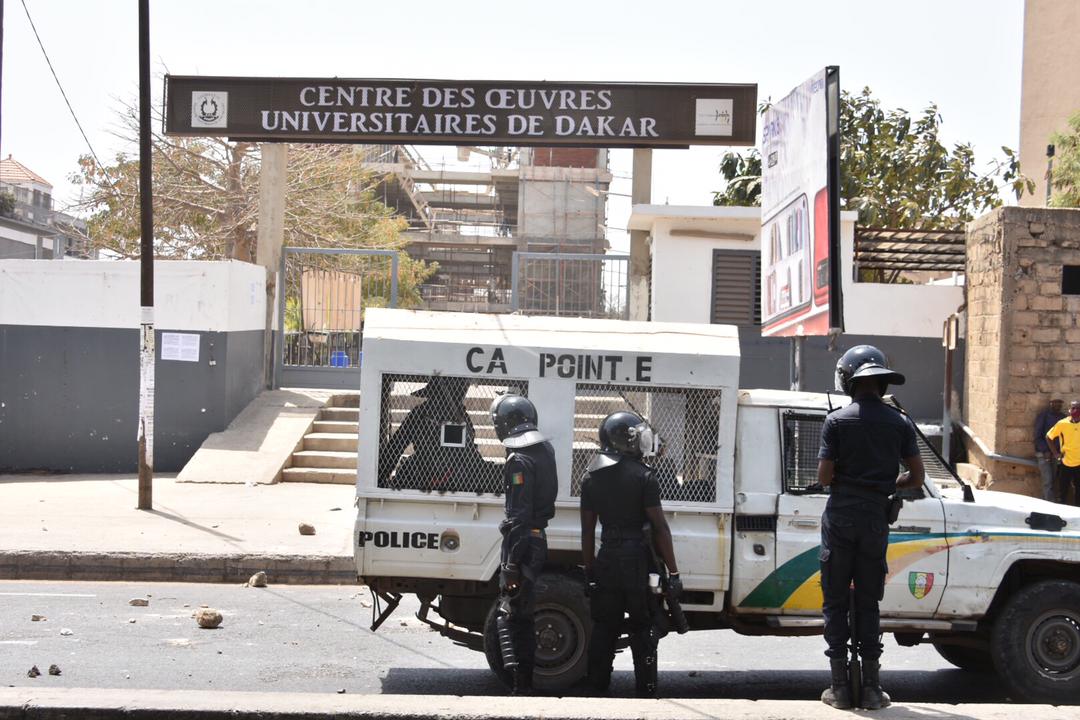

{"left": 0, "top": 688, "right": 1073, "bottom": 720}
{"left": 0, "top": 474, "right": 357, "bottom": 584}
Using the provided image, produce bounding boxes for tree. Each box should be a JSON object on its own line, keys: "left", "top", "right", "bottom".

{"left": 70, "top": 100, "right": 436, "bottom": 306}
{"left": 714, "top": 87, "right": 1034, "bottom": 230}
{"left": 0, "top": 191, "right": 14, "bottom": 218}
{"left": 1049, "top": 111, "right": 1080, "bottom": 207}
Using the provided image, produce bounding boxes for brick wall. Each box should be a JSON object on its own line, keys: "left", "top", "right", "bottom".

{"left": 964, "top": 207, "right": 1080, "bottom": 495}
{"left": 530, "top": 148, "right": 599, "bottom": 168}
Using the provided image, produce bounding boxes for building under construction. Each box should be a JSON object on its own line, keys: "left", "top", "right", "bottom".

{"left": 362, "top": 145, "right": 619, "bottom": 316}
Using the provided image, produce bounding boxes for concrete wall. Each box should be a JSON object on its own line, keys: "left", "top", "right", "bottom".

{"left": 964, "top": 207, "right": 1080, "bottom": 494}
{"left": 0, "top": 260, "right": 266, "bottom": 472}
{"left": 647, "top": 209, "right": 760, "bottom": 324}
{"left": 1019, "top": 0, "right": 1080, "bottom": 206}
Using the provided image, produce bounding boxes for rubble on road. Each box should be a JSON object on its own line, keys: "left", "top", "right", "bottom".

{"left": 298, "top": 522, "right": 316, "bottom": 535}
{"left": 59, "top": 628, "right": 73, "bottom": 636}
{"left": 195, "top": 608, "right": 223, "bottom": 629}
{"left": 30, "top": 614, "right": 46, "bottom": 622}
{"left": 48, "top": 665, "right": 61, "bottom": 676}
{"left": 128, "top": 598, "right": 149, "bottom": 607}
{"left": 247, "top": 571, "right": 268, "bottom": 588}
{"left": 26, "top": 666, "right": 40, "bottom": 678}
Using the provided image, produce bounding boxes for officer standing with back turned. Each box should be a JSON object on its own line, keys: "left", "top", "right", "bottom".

{"left": 580, "top": 410, "right": 681, "bottom": 698}
{"left": 490, "top": 393, "right": 558, "bottom": 695}
{"left": 818, "top": 346, "right": 925, "bottom": 710}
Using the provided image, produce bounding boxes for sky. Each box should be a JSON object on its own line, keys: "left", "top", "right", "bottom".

{"left": 3, "top": 0, "right": 1026, "bottom": 253}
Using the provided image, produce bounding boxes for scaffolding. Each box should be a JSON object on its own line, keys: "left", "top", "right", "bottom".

{"left": 361, "top": 144, "right": 614, "bottom": 315}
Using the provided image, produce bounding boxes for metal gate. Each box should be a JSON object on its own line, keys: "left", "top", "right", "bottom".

{"left": 276, "top": 247, "right": 398, "bottom": 389}
{"left": 510, "top": 252, "right": 629, "bottom": 319}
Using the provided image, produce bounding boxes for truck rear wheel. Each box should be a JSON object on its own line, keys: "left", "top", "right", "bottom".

{"left": 482, "top": 572, "right": 591, "bottom": 692}
{"left": 991, "top": 579, "right": 1080, "bottom": 703}
{"left": 932, "top": 642, "right": 994, "bottom": 673}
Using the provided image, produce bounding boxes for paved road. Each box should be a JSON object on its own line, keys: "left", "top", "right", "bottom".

{"left": 0, "top": 580, "right": 1004, "bottom": 701}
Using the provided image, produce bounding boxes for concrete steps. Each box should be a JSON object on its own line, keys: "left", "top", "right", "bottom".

{"left": 320, "top": 407, "right": 359, "bottom": 422}
{"left": 281, "top": 394, "right": 360, "bottom": 484}
{"left": 303, "top": 432, "right": 360, "bottom": 452}
{"left": 291, "top": 451, "right": 357, "bottom": 469}
{"left": 280, "top": 467, "right": 355, "bottom": 484}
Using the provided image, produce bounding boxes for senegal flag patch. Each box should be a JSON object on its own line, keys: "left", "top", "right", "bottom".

{"left": 511, "top": 472, "right": 525, "bottom": 486}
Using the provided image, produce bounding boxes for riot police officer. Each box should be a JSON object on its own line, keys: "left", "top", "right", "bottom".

{"left": 490, "top": 393, "right": 558, "bottom": 695}
{"left": 818, "top": 345, "right": 925, "bottom": 710}
{"left": 580, "top": 411, "right": 681, "bottom": 698}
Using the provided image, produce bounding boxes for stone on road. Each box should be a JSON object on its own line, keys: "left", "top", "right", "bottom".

{"left": 195, "top": 608, "right": 223, "bottom": 629}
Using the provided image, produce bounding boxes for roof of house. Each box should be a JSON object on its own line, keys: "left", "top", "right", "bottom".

{"left": 0, "top": 155, "right": 52, "bottom": 188}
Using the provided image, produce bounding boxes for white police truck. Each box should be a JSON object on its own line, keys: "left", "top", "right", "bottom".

{"left": 354, "top": 308, "right": 1080, "bottom": 703}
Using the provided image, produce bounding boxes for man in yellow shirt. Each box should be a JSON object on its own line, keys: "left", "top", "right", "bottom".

{"left": 1046, "top": 400, "right": 1080, "bottom": 506}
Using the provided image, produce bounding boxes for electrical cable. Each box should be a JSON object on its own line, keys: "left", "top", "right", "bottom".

{"left": 20, "top": 0, "right": 117, "bottom": 192}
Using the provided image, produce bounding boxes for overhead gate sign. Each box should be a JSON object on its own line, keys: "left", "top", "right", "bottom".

{"left": 760, "top": 67, "right": 842, "bottom": 337}
{"left": 164, "top": 76, "right": 757, "bottom": 148}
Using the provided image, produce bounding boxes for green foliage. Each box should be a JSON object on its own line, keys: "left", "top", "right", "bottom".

{"left": 713, "top": 87, "right": 1034, "bottom": 230}
{"left": 713, "top": 150, "right": 761, "bottom": 207}
{"left": 1049, "top": 111, "right": 1080, "bottom": 207}
{"left": 0, "top": 191, "right": 14, "bottom": 218}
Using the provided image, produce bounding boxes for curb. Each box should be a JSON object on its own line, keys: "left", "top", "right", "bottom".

{"left": 0, "top": 551, "right": 357, "bottom": 585}
{"left": 0, "top": 689, "right": 1076, "bottom": 720}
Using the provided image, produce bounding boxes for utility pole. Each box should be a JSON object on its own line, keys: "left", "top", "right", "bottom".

{"left": 137, "top": 0, "right": 154, "bottom": 510}
{"left": 1, "top": 0, "right": 5, "bottom": 155}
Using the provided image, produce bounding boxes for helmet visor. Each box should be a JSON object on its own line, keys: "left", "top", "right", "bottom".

{"left": 635, "top": 423, "right": 663, "bottom": 458}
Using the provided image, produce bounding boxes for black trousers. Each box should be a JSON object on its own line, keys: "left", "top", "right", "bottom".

{"left": 820, "top": 500, "right": 889, "bottom": 661}
{"left": 503, "top": 535, "right": 547, "bottom": 675}
{"left": 1060, "top": 464, "right": 1080, "bottom": 506}
{"left": 587, "top": 542, "right": 659, "bottom": 697}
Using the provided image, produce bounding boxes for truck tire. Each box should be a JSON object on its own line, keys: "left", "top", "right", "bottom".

{"left": 990, "top": 579, "right": 1080, "bottom": 703}
{"left": 932, "top": 642, "right": 994, "bottom": 673}
{"left": 482, "top": 573, "right": 591, "bottom": 692}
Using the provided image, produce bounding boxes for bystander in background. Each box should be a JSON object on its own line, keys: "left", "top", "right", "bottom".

{"left": 1034, "top": 398, "right": 1066, "bottom": 502}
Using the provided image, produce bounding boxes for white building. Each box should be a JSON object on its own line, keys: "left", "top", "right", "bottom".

{"left": 0, "top": 155, "right": 90, "bottom": 259}
{"left": 627, "top": 204, "right": 964, "bottom": 421}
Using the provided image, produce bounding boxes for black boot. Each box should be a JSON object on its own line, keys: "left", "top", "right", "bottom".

{"left": 820, "top": 658, "right": 852, "bottom": 709}
{"left": 860, "top": 658, "right": 891, "bottom": 710}
{"left": 512, "top": 668, "right": 534, "bottom": 696}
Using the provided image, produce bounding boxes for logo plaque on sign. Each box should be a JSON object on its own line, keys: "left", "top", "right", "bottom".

{"left": 191, "top": 91, "right": 228, "bottom": 128}
{"left": 694, "top": 98, "right": 733, "bottom": 136}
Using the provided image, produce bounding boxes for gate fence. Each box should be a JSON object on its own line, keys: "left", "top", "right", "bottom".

{"left": 276, "top": 247, "right": 398, "bottom": 388}
{"left": 511, "top": 252, "right": 629, "bottom": 320}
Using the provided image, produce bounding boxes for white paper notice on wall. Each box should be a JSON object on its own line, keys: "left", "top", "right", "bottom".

{"left": 161, "top": 332, "right": 200, "bottom": 362}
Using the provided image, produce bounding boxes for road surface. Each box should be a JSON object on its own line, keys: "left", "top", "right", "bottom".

{"left": 0, "top": 580, "right": 1004, "bottom": 701}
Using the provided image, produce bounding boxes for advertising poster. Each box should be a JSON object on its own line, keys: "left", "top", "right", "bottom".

{"left": 760, "top": 67, "right": 841, "bottom": 337}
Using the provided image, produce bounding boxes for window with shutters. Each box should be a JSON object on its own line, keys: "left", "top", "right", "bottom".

{"left": 710, "top": 249, "right": 761, "bottom": 325}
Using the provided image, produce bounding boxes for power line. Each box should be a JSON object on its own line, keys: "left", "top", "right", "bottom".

{"left": 20, "top": 0, "right": 117, "bottom": 191}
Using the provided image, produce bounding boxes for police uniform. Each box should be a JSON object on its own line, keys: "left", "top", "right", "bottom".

{"left": 580, "top": 454, "right": 661, "bottom": 697}
{"left": 499, "top": 437, "right": 558, "bottom": 690}
{"left": 818, "top": 397, "right": 917, "bottom": 662}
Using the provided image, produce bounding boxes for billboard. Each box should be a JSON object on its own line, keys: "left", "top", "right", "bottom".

{"left": 164, "top": 76, "right": 757, "bottom": 148}
{"left": 760, "top": 67, "right": 842, "bottom": 337}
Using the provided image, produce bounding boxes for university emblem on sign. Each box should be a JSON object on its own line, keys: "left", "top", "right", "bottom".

{"left": 191, "top": 91, "right": 228, "bottom": 128}
{"left": 694, "top": 98, "right": 734, "bottom": 136}
{"left": 908, "top": 572, "right": 934, "bottom": 600}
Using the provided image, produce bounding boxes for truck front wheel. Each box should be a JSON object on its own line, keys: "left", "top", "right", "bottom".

{"left": 482, "top": 572, "right": 591, "bottom": 692}
{"left": 991, "top": 579, "right": 1080, "bottom": 703}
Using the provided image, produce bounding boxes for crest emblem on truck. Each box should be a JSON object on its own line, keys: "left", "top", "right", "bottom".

{"left": 908, "top": 572, "right": 934, "bottom": 599}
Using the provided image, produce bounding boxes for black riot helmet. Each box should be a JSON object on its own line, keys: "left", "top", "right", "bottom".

{"left": 489, "top": 394, "right": 544, "bottom": 449}
{"left": 834, "top": 345, "right": 906, "bottom": 396}
{"left": 598, "top": 411, "right": 662, "bottom": 459}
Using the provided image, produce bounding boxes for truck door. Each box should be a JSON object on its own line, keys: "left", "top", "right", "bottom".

{"left": 768, "top": 409, "right": 947, "bottom": 616}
